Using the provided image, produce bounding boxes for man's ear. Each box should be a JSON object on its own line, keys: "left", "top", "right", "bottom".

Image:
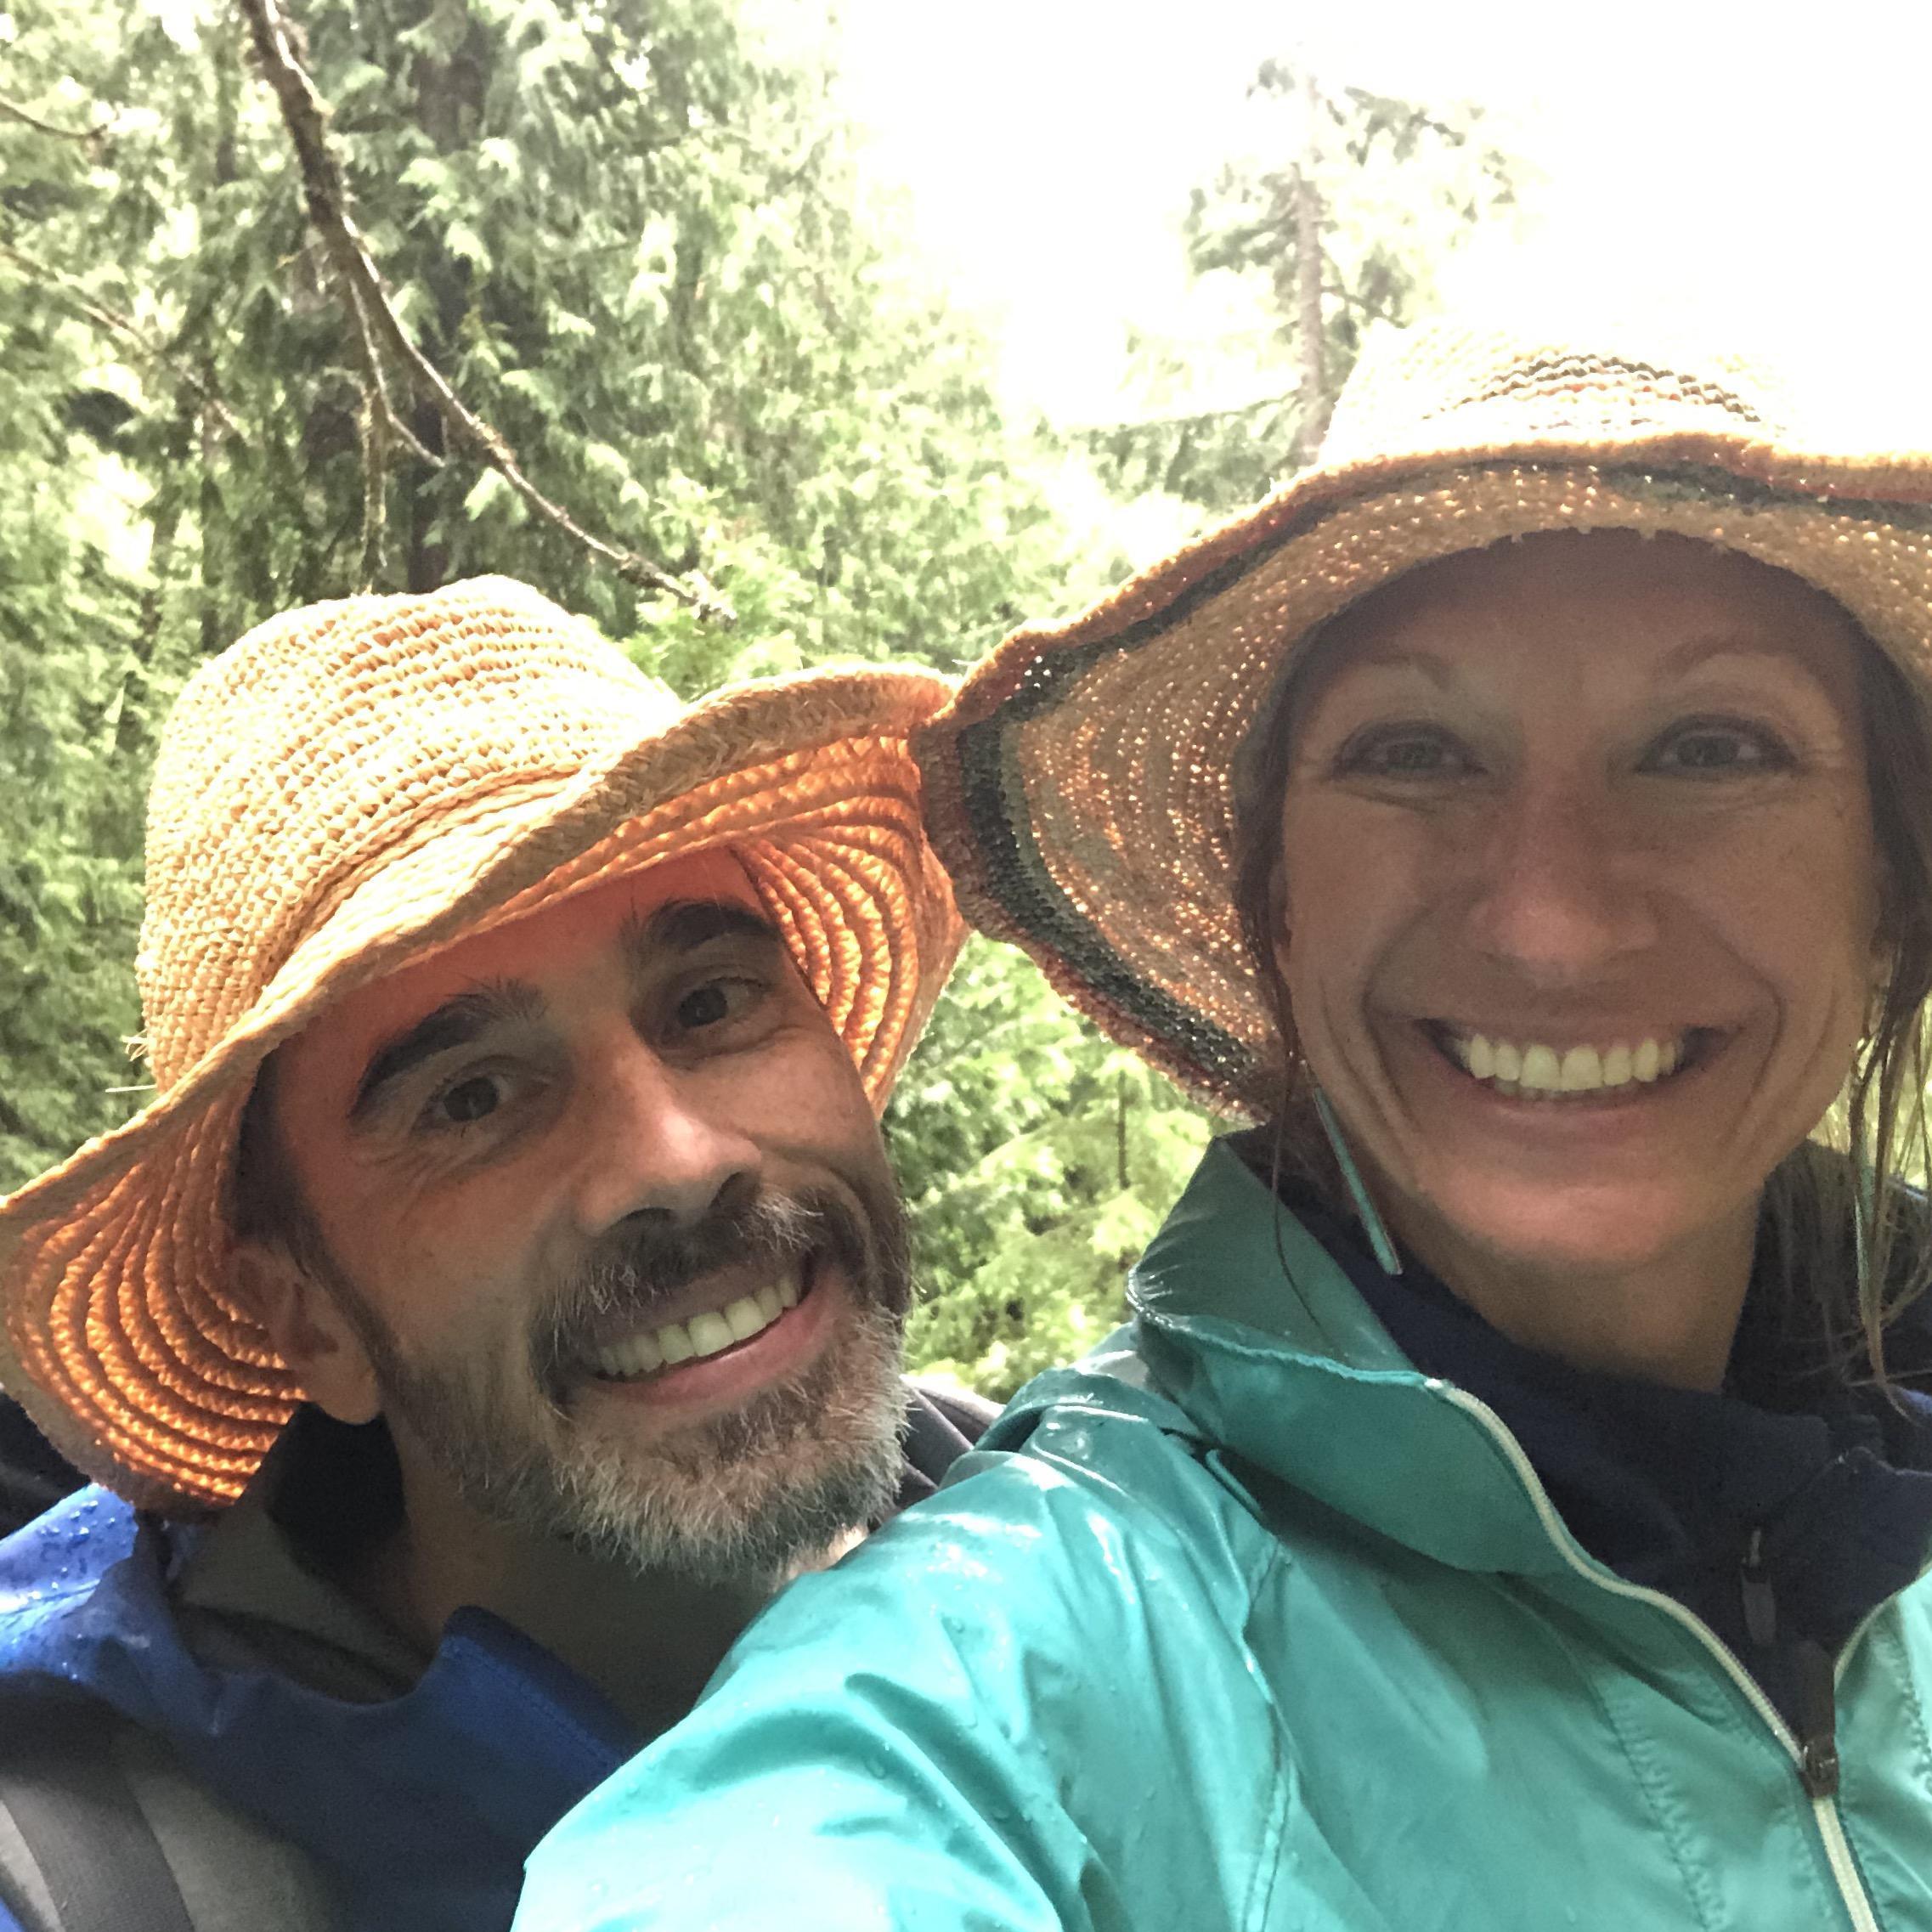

{"left": 232, "top": 1241, "right": 382, "bottom": 1426}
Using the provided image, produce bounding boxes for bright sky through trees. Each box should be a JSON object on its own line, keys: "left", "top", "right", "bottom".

{"left": 831, "top": 0, "right": 1931, "bottom": 429}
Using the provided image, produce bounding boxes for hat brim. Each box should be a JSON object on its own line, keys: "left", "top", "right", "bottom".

{"left": 920, "top": 449, "right": 1932, "bottom": 1116}
{"left": 1, "top": 668, "right": 961, "bottom": 1511}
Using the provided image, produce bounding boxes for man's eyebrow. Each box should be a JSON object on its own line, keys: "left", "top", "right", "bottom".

{"left": 349, "top": 982, "right": 542, "bottom": 1125}
{"left": 619, "top": 898, "right": 783, "bottom": 979}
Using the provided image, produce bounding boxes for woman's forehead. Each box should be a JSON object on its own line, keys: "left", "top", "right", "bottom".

{"left": 1306, "top": 528, "right": 1867, "bottom": 698}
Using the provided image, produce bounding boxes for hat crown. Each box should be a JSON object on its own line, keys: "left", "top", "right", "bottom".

{"left": 1316, "top": 323, "right": 1797, "bottom": 472}
{"left": 137, "top": 576, "right": 674, "bottom": 1089}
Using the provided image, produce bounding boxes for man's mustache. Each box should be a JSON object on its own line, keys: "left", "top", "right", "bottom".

{"left": 532, "top": 1187, "right": 891, "bottom": 1400}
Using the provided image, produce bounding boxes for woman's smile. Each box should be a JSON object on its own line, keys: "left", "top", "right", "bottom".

{"left": 1276, "top": 529, "right": 1881, "bottom": 1380}
{"left": 1429, "top": 1022, "right": 1707, "bottom": 1096}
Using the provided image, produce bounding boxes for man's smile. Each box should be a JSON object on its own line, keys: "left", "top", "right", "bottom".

{"left": 582, "top": 1252, "right": 812, "bottom": 1383}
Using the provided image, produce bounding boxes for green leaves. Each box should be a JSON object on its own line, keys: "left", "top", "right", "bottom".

{"left": 0, "top": 0, "right": 1208, "bottom": 1397}
{"left": 1089, "top": 61, "right": 1520, "bottom": 516}
{"left": 887, "top": 938, "right": 1212, "bottom": 1398}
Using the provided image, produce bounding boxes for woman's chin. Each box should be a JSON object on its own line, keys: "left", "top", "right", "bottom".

{"left": 1392, "top": 1170, "right": 1725, "bottom": 1291}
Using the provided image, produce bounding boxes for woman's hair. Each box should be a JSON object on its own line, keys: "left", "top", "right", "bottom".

{"left": 1229, "top": 562, "right": 1932, "bottom": 1386}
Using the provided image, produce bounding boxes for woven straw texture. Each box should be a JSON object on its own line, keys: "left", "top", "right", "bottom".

{"left": 919, "top": 323, "right": 1932, "bottom": 1116}
{"left": 0, "top": 576, "right": 961, "bottom": 1511}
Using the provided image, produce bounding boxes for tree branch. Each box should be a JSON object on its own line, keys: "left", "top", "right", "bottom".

{"left": 357, "top": 385, "right": 388, "bottom": 590}
{"left": 1078, "top": 391, "right": 1296, "bottom": 438}
{"left": 234, "top": 0, "right": 732, "bottom": 621}
{"left": 0, "top": 237, "right": 247, "bottom": 443}
{"left": 0, "top": 93, "right": 103, "bottom": 144}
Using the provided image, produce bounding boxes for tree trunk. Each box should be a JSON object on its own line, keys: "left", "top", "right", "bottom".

{"left": 1293, "top": 65, "right": 1329, "bottom": 467}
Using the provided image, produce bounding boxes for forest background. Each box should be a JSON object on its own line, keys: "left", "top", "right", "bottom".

{"left": 0, "top": 0, "right": 1515, "bottom": 1396}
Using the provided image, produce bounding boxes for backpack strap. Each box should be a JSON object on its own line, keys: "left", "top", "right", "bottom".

{"left": 0, "top": 1690, "right": 194, "bottom": 1932}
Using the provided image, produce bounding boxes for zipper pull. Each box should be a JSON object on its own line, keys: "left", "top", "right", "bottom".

{"left": 1740, "top": 1528, "right": 1777, "bottom": 1648}
{"left": 1794, "top": 1640, "right": 1840, "bottom": 1799}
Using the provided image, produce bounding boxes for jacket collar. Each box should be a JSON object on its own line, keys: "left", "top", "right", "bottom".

{"left": 1116, "top": 1139, "right": 1635, "bottom": 1579}
{"left": 1110, "top": 1138, "right": 1932, "bottom": 1620}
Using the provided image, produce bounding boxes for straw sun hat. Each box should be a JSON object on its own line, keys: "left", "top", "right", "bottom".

{"left": 919, "top": 321, "right": 1932, "bottom": 1117}
{"left": 0, "top": 577, "right": 962, "bottom": 1511}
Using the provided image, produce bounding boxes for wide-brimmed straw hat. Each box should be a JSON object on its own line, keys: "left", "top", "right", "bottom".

{"left": 1, "top": 576, "right": 963, "bottom": 1511}
{"left": 919, "top": 321, "right": 1932, "bottom": 1116}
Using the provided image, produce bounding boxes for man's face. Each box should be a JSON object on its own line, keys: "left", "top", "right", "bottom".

{"left": 265, "top": 850, "right": 911, "bottom": 1581}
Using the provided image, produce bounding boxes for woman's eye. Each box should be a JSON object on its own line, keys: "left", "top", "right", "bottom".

{"left": 1336, "top": 726, "right": 1475, "bottom": 780}
{"left": 673, "top": 977, "right": 760, "bottom": 1033}
{"left": 1643, "top": 720, "right": 1794, "bottom": 777}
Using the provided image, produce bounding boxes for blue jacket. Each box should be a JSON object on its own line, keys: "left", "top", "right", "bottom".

{"left": 0, "top": 1382, "right": 988, "bottom": 1932}
{"left": 0, "top": 1483, "right": 634, "bottom": 1932}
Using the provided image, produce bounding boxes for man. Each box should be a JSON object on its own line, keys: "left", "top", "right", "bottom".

{"left": 0, "top": 576, "right": 980, "bottom": 1932}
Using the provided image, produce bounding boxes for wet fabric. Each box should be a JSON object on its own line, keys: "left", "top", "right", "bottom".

{"left": 0, "top": 1387, "right": 991, "bottom": 1932}
{"left": 517, "top": 1138, "right": 1932, "bottom": 1932}
{"left": 1237, "top": 1135, "right": 1932, "bottom": 1736}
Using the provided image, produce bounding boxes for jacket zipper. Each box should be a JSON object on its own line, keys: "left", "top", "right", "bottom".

{"left": 1740, "top": 1529, "right": 1840, "bottom": 1796}
{"left": 1437, "top": 1385, "right": 1884, "bottom": 1932}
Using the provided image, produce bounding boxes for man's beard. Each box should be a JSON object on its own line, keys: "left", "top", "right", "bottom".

{"left": 316, "top": 1176, "right": 913, "bottom": 1585}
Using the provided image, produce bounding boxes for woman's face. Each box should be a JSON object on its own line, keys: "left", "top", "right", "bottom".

{"left": 1276, "top": 529, "right": 1882, "bottom": 1296}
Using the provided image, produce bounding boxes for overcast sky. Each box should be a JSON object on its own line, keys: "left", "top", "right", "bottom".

{"left": 826, "top": 0, "right": 1930, "bottom": 427}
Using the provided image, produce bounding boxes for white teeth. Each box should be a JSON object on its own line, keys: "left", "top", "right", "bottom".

{"left": 587, "top": 1264, "right": 808, "bottom": 1381}
{"left": 1520, "top": 1044, "right": 1561, "bottom": 1091}
{"left": 686, "top": 1311, "right": 735, "bottom": 1358}
{"left": 1451, "top": 1030, "right": 1692, "bottom": 1098}
{"left": 1558, "top": 1046, "right": 1602, "bottom": 1093}
{"left": 723, "top": 1296, "right": 765, "bottom": 1342}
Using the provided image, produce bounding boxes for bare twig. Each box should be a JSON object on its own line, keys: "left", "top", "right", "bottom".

{"left": 357, "top": 384, "right": 387, "bottom": 589}
{"left": 0, "top": 93, "right": 103, "bottom": 144}
{"left": 234, "top": 0, "right": 732, "bottom": 620}
{"left": 342, "top": 272, "right": 438, "bottom": 467}
{"left": 1076, "top": 392, "right": 1296, "bottom": 438}
{"left": 0, "top": 236, "right": 247, "bottom": 443}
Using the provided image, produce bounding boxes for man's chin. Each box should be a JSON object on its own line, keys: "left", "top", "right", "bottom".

{"left": 476, "top": 1299, "right": 906, "bottom": 1585}
{"left": 555, "top": 1367, "right": 904, "bottom": 1580}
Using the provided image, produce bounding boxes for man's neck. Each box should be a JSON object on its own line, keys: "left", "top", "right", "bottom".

{"left": 346, "top": 1451, "right": 852, "bottom": 1740}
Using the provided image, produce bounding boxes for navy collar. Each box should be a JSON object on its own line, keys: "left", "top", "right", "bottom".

{"left": 1230, "top": 1133, "right": 1932, "bottom": 1724}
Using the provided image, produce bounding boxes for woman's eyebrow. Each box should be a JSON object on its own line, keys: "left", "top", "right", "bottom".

{"left": 348, "top": 982, "right": 542, "bottom": 1125}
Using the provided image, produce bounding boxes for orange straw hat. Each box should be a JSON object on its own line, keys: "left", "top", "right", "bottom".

{"left": 0, "top": 576, "right": 963, "bottom": 1511}
{"left": 919, "top": 321, "right": 1932, "bottom": 1116}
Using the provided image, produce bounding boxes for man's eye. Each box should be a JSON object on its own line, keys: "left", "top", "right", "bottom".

{"left": 425, "top": 1071, "right": 508, "bottom": 1129}
{"left": 1642, "top": 720, "right": 1794, "bottom": 777}
{"left": 673, "top": 977, "right": 760, "bottom": 1032}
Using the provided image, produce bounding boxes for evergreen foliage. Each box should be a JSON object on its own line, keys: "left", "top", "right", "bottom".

{"left": 1, "top": 9, "right": 1509, "bottom": 1398}
{"left": 1087, "top": 61, "right": 1518, "bottom": 512}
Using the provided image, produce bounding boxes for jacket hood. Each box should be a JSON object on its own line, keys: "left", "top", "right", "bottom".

{"left": 0, "top": 1483, "right": 631, "bottom": 1932}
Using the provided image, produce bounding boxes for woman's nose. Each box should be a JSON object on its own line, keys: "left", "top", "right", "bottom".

{"left": 1460, "top": 782, "right": 1658, "bottom": 981}
{"left": 571, "top": 1036, "right": 762, "bottom": 1232}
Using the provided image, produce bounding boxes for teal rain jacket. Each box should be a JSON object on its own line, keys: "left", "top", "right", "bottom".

{"left": 515, "top": 1143, "right": 1932, "bottom": 1931}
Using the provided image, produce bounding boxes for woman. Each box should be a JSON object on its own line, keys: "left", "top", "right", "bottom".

{"left": 515, "top": 325, "right": 1932, "bottom": 1930}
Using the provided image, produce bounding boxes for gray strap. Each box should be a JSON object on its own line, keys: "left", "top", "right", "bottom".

{"left": 0, "top": 1693, "right": 195, "bottom": 1932}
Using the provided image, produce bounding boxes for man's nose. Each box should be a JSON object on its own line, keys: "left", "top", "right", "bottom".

{"left": 571, "top": 1033, "right": 761, "bottom": 1232}
{"left": 1460, "top": 781, "right": 1658, "bottom": 981}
